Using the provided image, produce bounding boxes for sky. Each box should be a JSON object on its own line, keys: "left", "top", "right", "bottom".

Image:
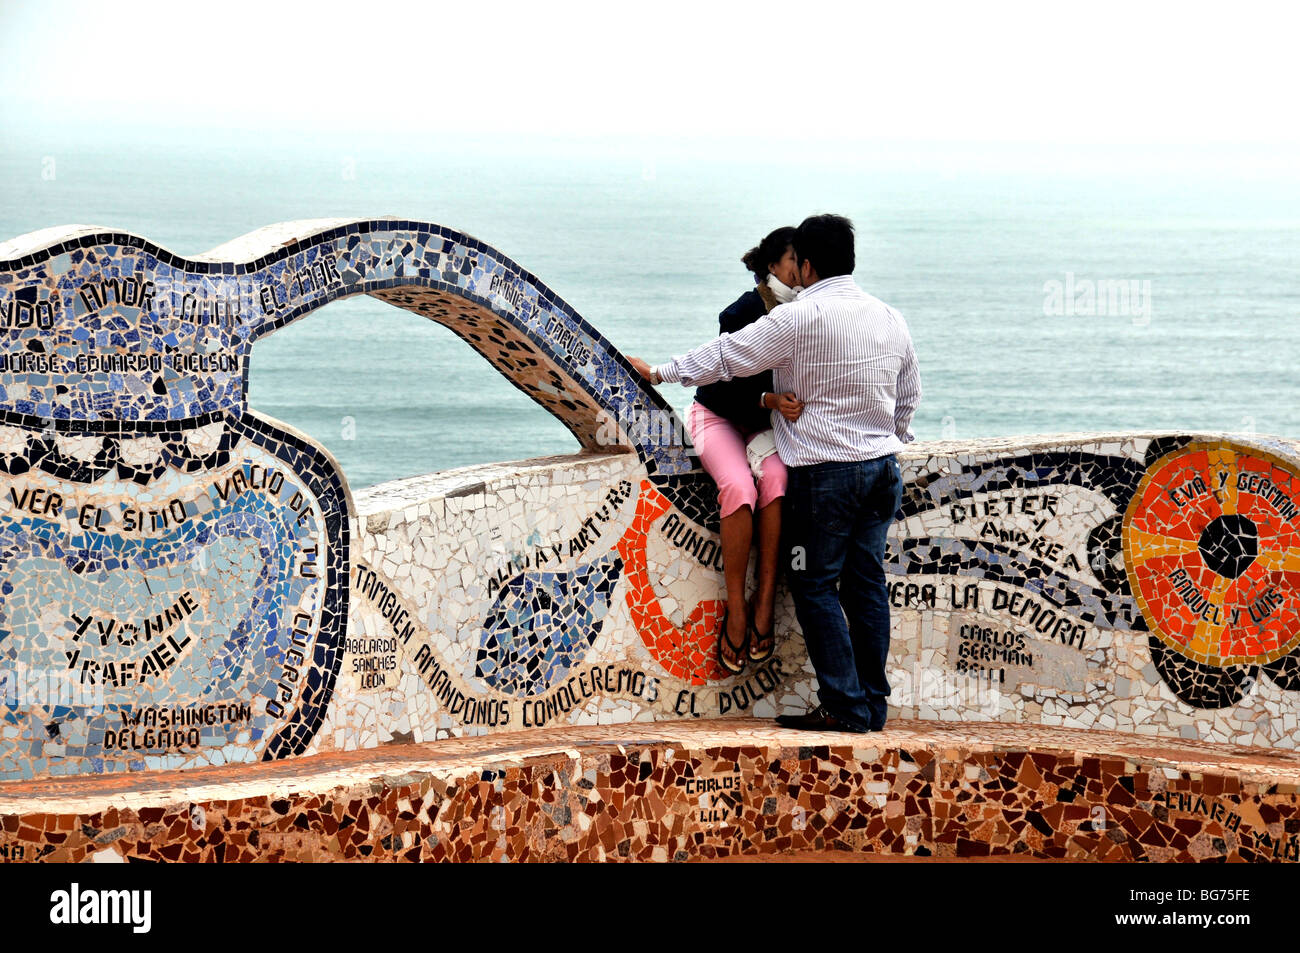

{"left": 1, "top": 0, "right": 1296, "bottom": 148}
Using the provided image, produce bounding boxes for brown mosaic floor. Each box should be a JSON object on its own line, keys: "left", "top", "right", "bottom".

{"left": 2, "top": 718, "right": 1297, "bottom": 862}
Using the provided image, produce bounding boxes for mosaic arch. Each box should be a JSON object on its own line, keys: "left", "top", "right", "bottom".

{"left": 2, "top": 217, "right": 1300, "bottom": 783}
{"left": 0, "top": 218, "right": 725, "bottom": 780}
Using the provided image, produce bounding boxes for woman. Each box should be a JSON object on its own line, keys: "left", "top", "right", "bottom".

{"left": 630, "top": 226, "right": 805, "bottom": 673}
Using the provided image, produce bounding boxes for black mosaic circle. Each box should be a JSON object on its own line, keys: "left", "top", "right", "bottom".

{"left": 1197, "top": 513, "right": 1258, "bottom": 580}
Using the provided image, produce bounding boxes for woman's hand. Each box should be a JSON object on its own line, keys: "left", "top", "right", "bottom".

{"left": 628, "top": 356, "right": 657, "bottom": 383}
{"left": 773, "top": 391, "right": 804, "bottom": 422}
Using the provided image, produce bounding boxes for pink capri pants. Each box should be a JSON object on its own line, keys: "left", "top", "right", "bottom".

{"left": 687, "top": 400, "right": 788, "bottom": 519}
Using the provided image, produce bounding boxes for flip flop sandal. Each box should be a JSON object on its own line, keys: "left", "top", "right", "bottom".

{"left": 718, "top": 607, "right": 748, "bottom": 674}
{"left": 748, "top": 618, "right": 775, "bottom": 662}
{"left": 746, "top": 597, "right": 775, "bottom": 662}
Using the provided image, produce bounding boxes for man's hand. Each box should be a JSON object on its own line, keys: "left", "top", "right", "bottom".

{"left": 628, "top": 356, "right": 657, "bottom": 384}
{"left": 773, "top": 391, "right": 804, "bottom": 422}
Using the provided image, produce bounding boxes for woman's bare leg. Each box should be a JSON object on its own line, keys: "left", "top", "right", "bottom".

{"left": 752, "top": 498, "right": 781, "bottom": 638}
{"left": 720, "top": 504, "right": 753, "bottom": 664}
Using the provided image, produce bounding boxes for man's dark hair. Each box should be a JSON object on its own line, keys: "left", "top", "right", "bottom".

{"left": 740, "top": 225, "right": 797, "bottom": 282}
{"left": 792, "top": 213, "right": 855, "bottom": 279}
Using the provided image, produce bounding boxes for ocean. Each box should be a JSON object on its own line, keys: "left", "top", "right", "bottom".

{"left": 3, "top": 130, "right": 1298, "bottom": 489}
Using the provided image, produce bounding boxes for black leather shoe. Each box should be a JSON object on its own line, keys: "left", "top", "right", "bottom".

{"left": 775, "top": 705, "right": 874, "bottom": 734}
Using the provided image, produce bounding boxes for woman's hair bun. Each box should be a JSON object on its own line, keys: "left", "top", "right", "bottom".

{"left": 742, "top": 225, "right": 797, "bottom": 281}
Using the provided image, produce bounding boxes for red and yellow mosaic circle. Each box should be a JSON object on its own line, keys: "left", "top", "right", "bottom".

{"left": 1122, "top": 441, "right": 1300, "bottom": 667}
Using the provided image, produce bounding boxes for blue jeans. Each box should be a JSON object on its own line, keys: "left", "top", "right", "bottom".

{"left": 783, "top": 455, "right": 902, "bottom": 730}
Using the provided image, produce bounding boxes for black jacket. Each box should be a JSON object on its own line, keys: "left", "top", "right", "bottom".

{"left": 693, "top": 288, "right": 775, "bottom": 433}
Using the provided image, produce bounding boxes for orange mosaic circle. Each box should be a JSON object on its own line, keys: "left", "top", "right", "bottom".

{"left": 616, "top": 481, "right": 729, "bottom": 685}
{"left": 1122, "top": 441, "right": 1300, "bottom": 667}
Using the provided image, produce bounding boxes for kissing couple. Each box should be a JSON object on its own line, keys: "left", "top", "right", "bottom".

{"left": 629, "top": 213, "right": 921, "bottom": 734}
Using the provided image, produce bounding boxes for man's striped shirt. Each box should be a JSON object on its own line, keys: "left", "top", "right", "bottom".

{"left": 653, "top": 275, "right": 921, "bottom": 467}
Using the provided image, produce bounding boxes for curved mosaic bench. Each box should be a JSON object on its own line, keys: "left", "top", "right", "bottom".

{"left": 2, "top": 719, "right": 1298, "bottom": 863}
{"left": 1, "top": 219, "right": 1299, "bottom": 791}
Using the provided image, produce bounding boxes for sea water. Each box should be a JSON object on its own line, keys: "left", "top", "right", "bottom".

{"left": 2, "top": 131, "right": 1297, "bottom": 488}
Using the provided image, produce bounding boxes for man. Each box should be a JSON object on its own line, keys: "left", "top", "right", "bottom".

{"left": 629, "top": 214, "right": 921, "bottom": 733}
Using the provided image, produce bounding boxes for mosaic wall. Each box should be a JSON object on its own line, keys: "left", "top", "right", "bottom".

{"left": 1, "top": 218, "right": 1298, "bottom": 783}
